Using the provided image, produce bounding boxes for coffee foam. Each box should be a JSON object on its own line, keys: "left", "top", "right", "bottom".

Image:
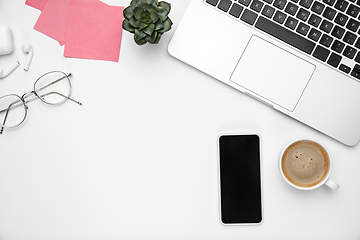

{"left": 282, "top": 140, "right": 329, "bottom": 188}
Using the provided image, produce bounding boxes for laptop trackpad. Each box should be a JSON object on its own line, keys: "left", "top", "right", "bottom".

{"left": 230, "top": 35, "right": 315, "bottom": 111}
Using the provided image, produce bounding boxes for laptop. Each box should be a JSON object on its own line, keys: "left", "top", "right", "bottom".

{"left": 168, "top": 0, "right": 360, "bottom": 146}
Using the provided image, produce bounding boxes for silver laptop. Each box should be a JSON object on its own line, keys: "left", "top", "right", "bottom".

{"left": 168, "top": 0, "right": 360, "bottom": 146}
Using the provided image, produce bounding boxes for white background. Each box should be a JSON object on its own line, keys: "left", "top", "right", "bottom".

{"left": 0, "top": 0, "right": 359, "bottom": 239}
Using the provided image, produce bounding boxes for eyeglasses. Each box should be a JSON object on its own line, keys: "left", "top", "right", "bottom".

{"left": 0, "top": 71, "right": 82, "bottom": 134}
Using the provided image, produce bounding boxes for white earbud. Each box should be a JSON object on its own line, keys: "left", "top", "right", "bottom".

{"left": 22, "top": 43, "right": 33, "bottom": 71}
{"left": 0, "top": 61, "right": 20, "bottom": 79}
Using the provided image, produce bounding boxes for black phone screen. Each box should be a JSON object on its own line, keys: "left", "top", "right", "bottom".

{"left": 219, "top": 134, "right": 262, "bottom": 224}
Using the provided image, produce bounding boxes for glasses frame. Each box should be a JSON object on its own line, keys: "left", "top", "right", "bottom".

{"left": 0, "top": 71, "right": 82, "bottom": 134}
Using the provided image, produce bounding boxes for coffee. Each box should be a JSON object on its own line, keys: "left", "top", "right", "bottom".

{"left": 281, "top": 140, "right": 329, "bottom": 188}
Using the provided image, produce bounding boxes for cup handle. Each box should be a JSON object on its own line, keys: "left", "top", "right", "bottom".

{"left": 325, "top": 179, "right": 340, "bottom": 190}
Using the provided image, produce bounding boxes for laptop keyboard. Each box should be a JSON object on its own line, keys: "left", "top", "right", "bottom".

{"left": 205, "top": 0, "right": 360, "bottom": 80}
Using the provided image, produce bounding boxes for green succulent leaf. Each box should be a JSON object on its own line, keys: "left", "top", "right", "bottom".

{"left": 144, "top": 0, "right": 154, "bottom": 4}
{"left": 122, "top": 19, "right": 135, "bottom": 33}
{"left": 138, "top": 21, "right": 149, "bottom": 30}
{"left": 129, "top": 16, "right": 139, "bottom": 27}
{"left": 132, "top": 0, "right": 147, "bottom": 8}
{"left": 144, "top": 3, "right": 157, "bottom": 13}
{"left": 158, "top": 1, "right": 171, "bottom": 12}
{"left": 150, "top": 11, "right": 159, "bottom": 23}
{"left": 133, "top": 7, "right": 144, "bottom": 20}
{"left": 144, "top": 5, "right": 159, "bottom": 23}
{"left": 154, "top": 33, "right": 162, "bottom": 44}
{"left": 145, "top": 31, "right": 158, "bottom": 44}
{"left": 134, "top": 34, "right": 147, "bottom": 45}
{"left": 123, "top": 6, "right": 134, "bottom": 19}
{"left": 154, "top": 18, "right": 164, "bottom": 30}
{"left": 135, "top": 28, "right": 147, "bottom": 39}
{"left": 157, "top": 7, "right": 169, "bottom": 22}
{"left": 143, "top": 23, "right": 155, "bottom": 35}
{"left": 157, "top": 17, "right": 172, "bottom": 33}
{"left": 130, "top": 0, "right": 139, "bottom": 6}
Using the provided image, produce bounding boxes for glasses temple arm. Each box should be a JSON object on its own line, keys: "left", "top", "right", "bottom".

{"left": 0, "top": 91, "right": 40, "bottom": 115}
{"left": 0, "top": 90, "right": 82, "bottom": 115}
{"left": 0, "top": 99, "right": 26, "bottom": 114}
{"left": 0, "top": 100, "right": 21, "bottom": 134}
{"left": 39, "top": 91, "right": 82, "bottom": 105}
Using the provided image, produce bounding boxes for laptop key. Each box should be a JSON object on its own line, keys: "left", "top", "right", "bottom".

{"left": 239, "top": 0, "right": 252, "bottom": 6}
{"left": 251, "top": 0, "right": 265, "bottom": 12}
{"left": 351, "top": 71, "right": 360, "bottom": 79}
{"left": 320, "top": 19, "right": 334, "bottom": 33}
{"left": 343, "top": 31, "right": 357, "bottom": 44}
{"left": 308, "top": 13, "right": 322, "bottom": 27}
{"left": 351, "top": 64, "right": 360, "bottom": 79}
{"left": 311, "top": 1, "right": 325, "bottom": 14}
{"left": 313, "top": 45, "right": 330, "bottom": 61}
{"left": 334, "top": 0, "right": 349, "bottom": 12}
{"left": 273, "top": 10, "right": 287, "bottom": 22}
{"left": 296, "top": 8, "right": 310, "bottom": 21}
{"left": 346, "top": 4, "right": 360, "bottom": 17}
{"left": 273, "top": 0, "right": 287, "bottom": 9}
{"left": 308, "top": 28, "right": 322, "bottom": 41}
{"left": 285, "top": 16, "right": 299, "bottom": 29}
{"left": 296, "top": 22, "right": 311, "bottom": 35}
{"left": 206, "top": 0, "right": 220, "bottom": 6}
{"left": 327, "top": 52, "right": 342, "bottom": 67}
{"left": 285, "top": 2, "right": 299, "bottom": 15}
{"left": 355, "top": 38, "right": 360, "bottom": 49}
{"left": 343, "top": 46, "right": 357, "bottom": 59}
{"left": 355, "top": 52, "right": 360, "bottom": 63}
{"left": 241, "top": 9, "right": 258, "bottom": 25}
{"left": 255, "top": 16, "right": 315, "bottom": 54}
{"left": 229, "top": 3, "right": 244, "bottom": 17}
{"left": 331, "top": 25, "right": 346, "bottom": 39}
{"left": 339, "top": 64, "right": 351, "bottom": 73}
{"left": 319, "top": 34, "right": 334, "bottom": 47}
{"left": 346, "top": 18, "right": 360, "bottom": 32}
{"left": 331, "top": 39, "right": 345, "bottom": 53}
{"left": 299, "top": 0, "right": 313, "bottom": 8}
{"left": 323, "top": 0, "right": 335, "bottom": 6}
{"left": 323, "top": 7, "right": 337, "bottom": 20}
{"left": 218, "top": 0, "right": 232, "bottom": 12}
{"left": 334, "top": 12, "right": 349, "bottom": 26}
{"left": 262, "top": 5, "right": 276, "bottom": 18}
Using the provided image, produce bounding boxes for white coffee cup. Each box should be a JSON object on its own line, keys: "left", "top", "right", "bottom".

{"left": 279, "top": 139, "right": 339, "bottom": 191}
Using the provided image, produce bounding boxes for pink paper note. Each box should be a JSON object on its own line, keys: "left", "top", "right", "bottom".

{"left": 33, "top": 0, "right": 70, "bottom": 45}
{"left": 64, "top": 1, "right": 124, "bottom": 62}
{"left": 33, "top": 0, "right": 106, "bottom": 45}
{"left": 25, "top": 0, "right": 48, "bottom": 11}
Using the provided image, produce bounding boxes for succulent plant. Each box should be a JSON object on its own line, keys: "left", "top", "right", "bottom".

{"left": 122, "top": 0, "right": 173, "bottom": 45}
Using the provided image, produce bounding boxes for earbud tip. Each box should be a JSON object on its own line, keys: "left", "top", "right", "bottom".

{"left": 22, "top": 43, "right": 32, "bottom": 53}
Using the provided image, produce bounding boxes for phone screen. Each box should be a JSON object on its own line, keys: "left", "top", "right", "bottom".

{"left": 219, "top": 134, "right": 262, "bottom": 224}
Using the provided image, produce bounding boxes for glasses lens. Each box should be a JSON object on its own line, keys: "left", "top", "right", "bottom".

{"left": 34, "top": 71, "right": 71, "bottom": 105}
{"left": 0, "top": 94, "right": 26, "bottom": 128}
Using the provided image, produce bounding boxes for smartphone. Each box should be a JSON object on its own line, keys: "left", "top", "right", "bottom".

{"left": 218, "top": 134, "right": 262, "bottom": 225}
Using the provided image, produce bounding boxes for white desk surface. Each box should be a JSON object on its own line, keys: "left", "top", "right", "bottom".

{"left": 1, "top": 1, "right": 360, "bottom": 239}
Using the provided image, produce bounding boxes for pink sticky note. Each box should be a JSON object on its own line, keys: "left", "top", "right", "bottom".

{"left": 64, "top": 1, "right": 124, "bottom": 62}
{"left": 33, "top": 0, "right": 106, "bottom": 45}
{"left": 25, "top": 0, "right": 48, "bottom": 11}
{"left": 33, "top": 0, "right": 70, "bottom": 45}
